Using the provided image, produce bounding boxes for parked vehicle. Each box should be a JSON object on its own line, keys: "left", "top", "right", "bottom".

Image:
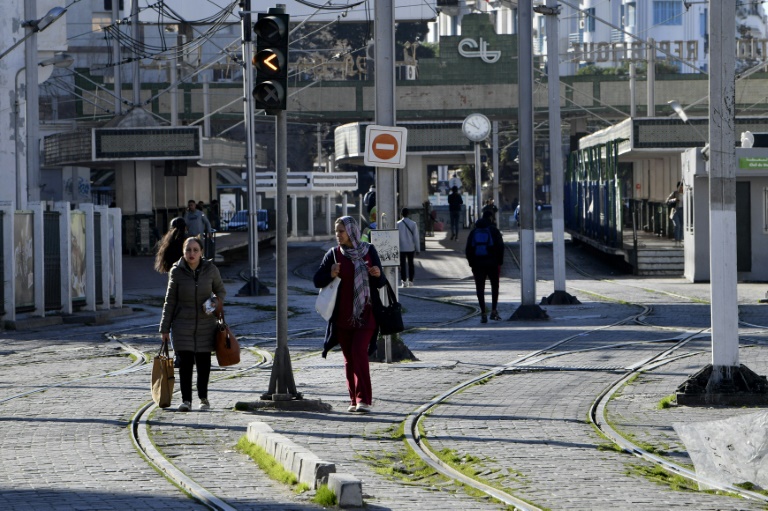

{"left": 223, "top": 210, "right": 268, "bottom": 231}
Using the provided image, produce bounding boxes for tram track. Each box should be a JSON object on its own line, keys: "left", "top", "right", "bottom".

{"left": 395, "top": 240, "right": 768, "bottom": 508}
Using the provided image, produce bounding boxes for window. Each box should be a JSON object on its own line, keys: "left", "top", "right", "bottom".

{"left": 621, "top": 2, "right": 637, "bottom": 27}
{"left": 585, "top": 8, "right": 596, "bottom": 32}
{"left": 92, "top": 14, "right": 111, "bottom": 32}
{"left": 653, "top": 1, "right": 683, "bottom": 25}
{"left": 699, "top": 9, "right": 707, "bottom": 37}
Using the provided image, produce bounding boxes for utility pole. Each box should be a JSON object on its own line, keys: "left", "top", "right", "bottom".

{"left": 24, "top": 0, "right": 40, "bottom": 205}
{"left": 677, "top": 0, "right": 768, "bottom": 406}
{"left": 510, "top": 0, "right": 547, "bottom": 320}
{"left": 537, "top": 0, "right": 577, "bottom": 305}
{"left": 237, "top": 0, "right": 266, "bottom": 297}
{"left": 374, "top": 0, "right": 397, "bottom": 362}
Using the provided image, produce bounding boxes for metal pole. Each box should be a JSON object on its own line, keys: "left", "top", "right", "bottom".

{"left": 131, "top": 0, "right": 140, "bottom": 107}
{"left": 24, "top": 0, "right": 40, "bottom": 205}
{"left": 492, "top": 121, "right": 499, "bottom": 225}
{"left": 240, "top": 0, "right": 262, "bottom": 296}
{"left": 374, "top": 0, "right": 396, "bottom": 363}
{"left": 518, "top": 0, "right": 535, "bottom": 305}
{"left": 708, "top": 0, "right": 738, "bottom": 370}
{"left": 545, "top": 0, "right": 566, "bottom": 296}
{"left": 474, "top": 143, "right": 482, "bottom": 220}
{"left": 112, "top": 0, "right": 122, "bottom": 115}
{"left": 647, "top": 38, "right": 655, "bottom": 117}
{"left": 629, "top": 62, "right": 636, "bottom": 118}
{"left": 511, "top": 0, "right": 546, "bottom": 319}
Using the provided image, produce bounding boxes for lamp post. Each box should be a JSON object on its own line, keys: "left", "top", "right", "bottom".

{"left": 0, "top": 6, "right": 67, "bottom": 62}
{"left": 15, "top": 52, "right": 73, "bottom": 208}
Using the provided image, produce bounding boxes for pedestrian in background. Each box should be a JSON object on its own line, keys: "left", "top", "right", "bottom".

{"left": 397, "top": 208, "right": 420, "bottom": 287}
{"left": 154, "top": 217, "right": 187, "bottom": 273}
{"left": 363, "top": 184, "right": 376, "bottom": 216}
{"left": 482, "top": 198, "right": 498, "bottom": 224}
{"left": 183, "top": 199, "right": 212, "bottom": 237}
{"left": 448, "top": 186, "right": 463, "bottom": 241}
{"left": 313, "top": 216, "right": 385, "bottom": 413}
{"left": 159, "top": 237, "right": 225, "bottom": 412}
{"left": 465, "top": 210, "right": 504, "bottom": 323}
{"left": 667, "top": 181, "right": 684, "bottom": 246}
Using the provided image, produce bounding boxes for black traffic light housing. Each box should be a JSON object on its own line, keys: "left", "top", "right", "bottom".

{"left": 252, "top": 11, "right": 289, "bottom": 113}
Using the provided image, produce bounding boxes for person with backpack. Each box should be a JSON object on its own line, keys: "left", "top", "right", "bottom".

{"left": 465, "top": 209, "right": 504, "bottom": 323}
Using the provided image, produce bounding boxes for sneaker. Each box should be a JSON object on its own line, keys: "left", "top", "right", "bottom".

{"left": 199, "top": 398, "right": 210, "bottom": 410}
{"left": 178, "top": 401, "right": 191, "bottom": 412}
{"left": 400, "top": 281, "right": 407, "bottom": 288}
{"left": 481, "top": 314, "right": 488, "bottom": 324}
{"left": 355, "top": 403, "right": 371, "bottom": 413}
{"left": 490, "top": 310, "right": 501, "bottom": 321}
{"left": 347, "top": 404, "right": 357, "bottom": 412}
{"left": 407, "top": 281, "right": 413, "bottom": 288}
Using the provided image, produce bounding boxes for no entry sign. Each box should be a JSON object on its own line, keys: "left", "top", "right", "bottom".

{"left": 364, "top": 125, "right": 408, "bottom": 168}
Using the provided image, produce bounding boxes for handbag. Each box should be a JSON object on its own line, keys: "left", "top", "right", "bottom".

{"left": 315, "top": 248, "right": 340, "bottom": 321}
{"left": 151, "top": 340, "right": 175, "bottom": 408}
{"left": 374, "top": 280, "right": 404, "bottom": 335}
{"left": 215, "top": 311, "right": 240, "bottom": 366}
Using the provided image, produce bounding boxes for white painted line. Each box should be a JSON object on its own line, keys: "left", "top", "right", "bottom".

{"left": 375, "top": 143, "right": 395, "bottom": 150}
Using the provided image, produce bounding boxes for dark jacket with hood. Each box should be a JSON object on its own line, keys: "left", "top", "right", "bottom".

{"left": 465, "top": 217, "right": 504, "bottom": 268}
{"left": 159, "top": 258, "right": 226, "bottom": 352}
{"left": 313, "top": 245, "right": 386, "bottom": 358}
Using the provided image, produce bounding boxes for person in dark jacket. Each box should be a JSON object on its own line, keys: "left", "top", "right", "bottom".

{"left": 313, "top": 216, "right": 385, "bottom": 413}
{"left": 448, "top": 186, "right": 463, "bottom": 241}
{"left": 154, "top": 217, "right": 187, "bottom": 273}
{"left": 465, "top": 210, "right": 504, "bottom": 323}
{"left": 160, "top": 237, "right": 226, "bottom": 411}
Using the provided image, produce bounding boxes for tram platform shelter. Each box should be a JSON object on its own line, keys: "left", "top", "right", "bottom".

{"left": 567, "top": 117, "right": 768, "bottom": 281}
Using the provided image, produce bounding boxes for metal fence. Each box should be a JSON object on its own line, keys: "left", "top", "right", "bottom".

{"left": 43, "top": 211, "right": 62, "bottom": 311}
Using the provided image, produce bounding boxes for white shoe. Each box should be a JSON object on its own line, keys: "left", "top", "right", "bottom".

{"left": 355, "top": 403, "right": 371, "bottom": 413}
{"left": 178, "top": 401, "right": 191, "bottom": 412}
{"left": 347, "top": 404, "right": 357, "bottom": 412}
{"left": 198, "top": 398, "right": 210, "bottom": 410}
{"left": 400, "top": 281, "right": 407, "bottom": 288}
{"left": 407, "top": 281, "right": 414, "bottom": 287}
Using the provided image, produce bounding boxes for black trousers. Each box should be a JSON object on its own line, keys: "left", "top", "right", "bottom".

{"left": 400, "top": 251, "right": 415, "bottom": 282}
{"left": 176, "top": 351, "right": 212, "bottom": 403}
{"left": 471, "top": 264, "right": 500, "bottom": 314}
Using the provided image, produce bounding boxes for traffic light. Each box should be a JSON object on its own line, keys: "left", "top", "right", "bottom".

{"left": 252, "top": 12, "right": 289, "bottom": 113}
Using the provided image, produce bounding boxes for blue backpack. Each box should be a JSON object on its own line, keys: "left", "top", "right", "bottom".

{"left": 471, "top": 227, "right": 494, "bottom": 260}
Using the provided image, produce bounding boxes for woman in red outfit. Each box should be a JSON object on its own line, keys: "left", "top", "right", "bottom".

{"left": 314, "top": 216, "right": 385, "bottom": 413}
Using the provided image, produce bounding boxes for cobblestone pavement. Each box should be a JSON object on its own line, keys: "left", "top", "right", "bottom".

{"left": 2, "top": 230, "right": 768, "bottom": 510}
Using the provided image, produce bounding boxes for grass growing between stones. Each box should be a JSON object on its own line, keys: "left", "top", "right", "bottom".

{"left": 657, "top": 395, "right": 677, "bottom": 409}
{"left": 628, "top": 463, "right": 699, "bottom": 492}
{"left": 312, "top": 484, "right": 337, "bottom": 506}
{"left": 235, "top": 436, "right": 310, "bottom": 494}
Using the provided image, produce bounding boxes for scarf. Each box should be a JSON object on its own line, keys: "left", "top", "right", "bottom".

{"left": 338, "top": 216, "right": 371, "bottom": 325}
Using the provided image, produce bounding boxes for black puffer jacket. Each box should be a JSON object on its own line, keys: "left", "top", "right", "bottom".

{"left": 159, "top": 258, "right": 226, "bottom": 352}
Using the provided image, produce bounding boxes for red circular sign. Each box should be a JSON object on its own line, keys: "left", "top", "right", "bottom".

{"left": 371, "top": 133, "right": 399, "bottom": 160}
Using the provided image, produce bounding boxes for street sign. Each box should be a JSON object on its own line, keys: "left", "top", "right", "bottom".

{"left": 364, "top": 125, "right": 408, "bottom": 168}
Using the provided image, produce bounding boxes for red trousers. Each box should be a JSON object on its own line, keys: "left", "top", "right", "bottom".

{"left": 337, "top": 328, "right": 374, "bottom": 406}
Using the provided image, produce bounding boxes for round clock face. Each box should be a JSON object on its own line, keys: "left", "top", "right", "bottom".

{"left": 462, "top": 113, "right": 491, "bottom": 142}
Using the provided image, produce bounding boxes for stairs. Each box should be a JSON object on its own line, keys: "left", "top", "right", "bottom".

{"left": 626, "top": 246, "right": 684, "bottom": 276}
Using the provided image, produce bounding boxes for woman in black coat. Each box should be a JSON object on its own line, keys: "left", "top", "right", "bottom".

{"left": 314, "top": 216, "right": 385, "bottom": 413}
{"left": 159, "top": 237, "right": 226, "bottom": 411}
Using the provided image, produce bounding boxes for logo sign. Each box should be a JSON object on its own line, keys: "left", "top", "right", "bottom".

{"left": 739, "top": 157, "right": 768, "bottom": 169}
{"left": 458, "top": 37, "right": 501, "bottom": 64}
{"left": 364, "top": 125, "right": 408, "bottom": 168}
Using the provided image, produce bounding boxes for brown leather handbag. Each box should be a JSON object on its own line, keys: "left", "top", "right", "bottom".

{"left": 215, "top": 311, "right": 240, "bottom": 366}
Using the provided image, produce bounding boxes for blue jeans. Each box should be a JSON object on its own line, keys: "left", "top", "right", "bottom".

{"left": 672, "top": 208, "right": 683, "bottom": 242}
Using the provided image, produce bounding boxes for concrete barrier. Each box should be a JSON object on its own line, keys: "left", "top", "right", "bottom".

{"left": 327, "top": 472, "right": 363, "bottom": 507}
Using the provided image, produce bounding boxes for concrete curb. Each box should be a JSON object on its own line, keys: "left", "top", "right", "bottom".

{"left": 246, "top": 421, "right": 362, "bottom": 506}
